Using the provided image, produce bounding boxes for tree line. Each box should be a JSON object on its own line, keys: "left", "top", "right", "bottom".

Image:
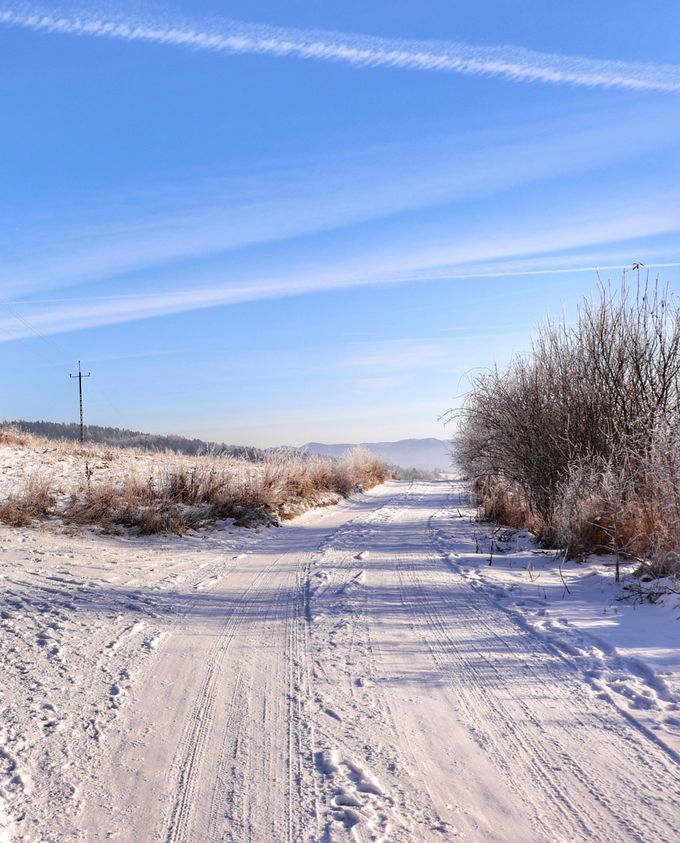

{"left": 6, "top": 420, "right": 265, "bottom": 462}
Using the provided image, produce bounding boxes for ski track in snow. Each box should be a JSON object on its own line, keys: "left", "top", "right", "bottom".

{"left": 0, "top": 480, "right": 679, "bottom": 841}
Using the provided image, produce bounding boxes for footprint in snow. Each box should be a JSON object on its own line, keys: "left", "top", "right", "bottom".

{"left": 324, "top": 707, "right": 342, "bottom": 722}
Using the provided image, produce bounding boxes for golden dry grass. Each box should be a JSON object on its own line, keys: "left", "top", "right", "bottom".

{"left": 0, "top": 476, "right": 56, "bottom": 527}
{"left": 0, "top": 424, "right": 33, "bottom": 447}
{"left": 0, "top": 433, "right": 389, "bottom": 535}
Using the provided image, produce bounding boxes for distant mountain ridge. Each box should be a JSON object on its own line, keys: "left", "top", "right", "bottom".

{"left": 303, "top": 438, "right": 452, "bottom": 472}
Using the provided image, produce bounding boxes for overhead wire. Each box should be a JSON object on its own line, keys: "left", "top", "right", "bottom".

{"left": 0, "top": 297, "right": 130, "bottom": 430}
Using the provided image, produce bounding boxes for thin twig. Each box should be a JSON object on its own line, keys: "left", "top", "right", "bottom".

{"left": 558, "top": 548, "right": 571, "bottom": 597}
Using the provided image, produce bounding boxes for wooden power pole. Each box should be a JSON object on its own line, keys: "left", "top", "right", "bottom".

{"left": 70, "top": 361, "right": 91, "bottom": 443}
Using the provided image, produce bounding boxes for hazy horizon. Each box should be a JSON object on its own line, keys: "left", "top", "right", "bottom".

{"left": 4, "top": 417, "right": 453, "bottom": 451}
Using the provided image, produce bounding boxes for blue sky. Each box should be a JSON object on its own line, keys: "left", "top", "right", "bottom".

{"left": 1, "top": 1, "right": 679, "bottom": 446}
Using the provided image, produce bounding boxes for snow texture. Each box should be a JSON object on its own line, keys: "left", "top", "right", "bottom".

{"left": 0, "top": 478, "right": 679, "bottom": 841}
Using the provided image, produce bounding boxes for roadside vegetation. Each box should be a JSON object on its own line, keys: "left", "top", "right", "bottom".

{"left": 0, "top": 429, "right": 389, "bottom": 534}
{"left": 456, "top": 278, "right": 680, "bottom": 581}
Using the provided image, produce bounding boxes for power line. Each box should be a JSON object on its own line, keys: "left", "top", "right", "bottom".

{"left": 0, "top": 297, "right": 69, "bottom": 359}
{"left": 0, "top": 298, "right": 128, "bottom": 429}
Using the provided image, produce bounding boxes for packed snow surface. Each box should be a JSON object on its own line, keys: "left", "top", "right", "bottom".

{"left": 1, "top": 480, "right": 679, "bottom": 841}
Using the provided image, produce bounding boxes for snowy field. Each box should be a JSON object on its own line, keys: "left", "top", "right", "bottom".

{"left": 1, "top": 477, "right": 679, "bottom": 841}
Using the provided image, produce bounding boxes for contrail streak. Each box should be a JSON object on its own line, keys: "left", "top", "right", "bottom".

{"left": 2, "top": 261, "right": 679, "bottom": 309}
{"left": 1, "top": 255, "right": 679, "bottom": 343}
{"left": 1, "top": 4, "right": 679, "bottom": 92}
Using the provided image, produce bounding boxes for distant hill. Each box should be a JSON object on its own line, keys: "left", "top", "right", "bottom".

{"left": 303, "top": 438, "right": 453, "bottom": 472}
{"left": 6, "top": 420, "right": 265, "bottom": 461}
{"left": 7, "top": 422, "right": 453, "bottom": 471}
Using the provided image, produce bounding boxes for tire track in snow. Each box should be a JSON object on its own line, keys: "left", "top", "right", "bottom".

{"left": 163, "top": 545, "right": 306, "bottom": 843}
{"left": 304, "top": 484, "right": 445, "bottom": 839}
{"left": 163, "top": 486, "right": 408, "bottom": 843}
{"left": 411, "top": 488, "right": 680, "bottom": 842}
{"left": 306, "top": 481, "right": 679, "bottom": 840}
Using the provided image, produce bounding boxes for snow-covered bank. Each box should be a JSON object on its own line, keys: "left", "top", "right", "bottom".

{"left": 434, "top": 487, "right": 680, "bottom": 761}
{"left": 0, "top": 431, "right": 388, "bottom": 533}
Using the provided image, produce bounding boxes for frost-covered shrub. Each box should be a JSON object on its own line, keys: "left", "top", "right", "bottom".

{"left": 456, "top": 279, "right": 680, "bottom": 574}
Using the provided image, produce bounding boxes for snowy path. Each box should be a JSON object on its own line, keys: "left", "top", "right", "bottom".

{"left": 1, "top": 481, "right": 679, "bottom": 841}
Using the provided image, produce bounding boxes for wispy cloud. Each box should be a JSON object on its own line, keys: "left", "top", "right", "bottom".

{"left": 1, "top": 3, "right": 680, "bottom": 92}
{"left": 2, "top": 193, "right": 679, "bottom": 342}
{"left": 2, "top": 104, "right": 677, "bottom": 299}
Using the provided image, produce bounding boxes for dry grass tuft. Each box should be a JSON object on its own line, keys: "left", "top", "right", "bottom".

{"left": 473, "top": 476, "right": 536, "bottom": 533}
{"left": 0, "top": 476, "right": 55, "bottom": 526}
{"left": 62, "top": 481, "right": 201, "bottom": 535}
{"left": 0, "top": 424, "right": 32, "bottom": 447}
{"left": 340, "top": 447, "right": 390, "bottom": 490}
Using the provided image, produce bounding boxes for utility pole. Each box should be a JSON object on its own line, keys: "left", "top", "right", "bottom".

{"left": 70, "top": 361, "right": 91, "bottom": 443}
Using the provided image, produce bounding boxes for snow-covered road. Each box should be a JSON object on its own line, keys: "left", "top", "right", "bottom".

{"left": 1, "top": 481, "right": 679, "bottom": 841}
